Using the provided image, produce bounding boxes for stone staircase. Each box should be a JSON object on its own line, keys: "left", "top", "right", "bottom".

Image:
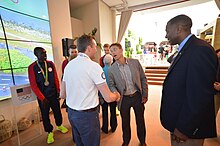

{"left": 145, "top": 66, "right": 168, "bottom": 86}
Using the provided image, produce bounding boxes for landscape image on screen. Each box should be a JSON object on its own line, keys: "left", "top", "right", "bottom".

{"left": 0, "top": 0, "right": 53, "bottom": 100}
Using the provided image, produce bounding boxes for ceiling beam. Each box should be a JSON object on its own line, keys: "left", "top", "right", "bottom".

{"left": 117, "top": 0, "right": 190, "bottom": 12}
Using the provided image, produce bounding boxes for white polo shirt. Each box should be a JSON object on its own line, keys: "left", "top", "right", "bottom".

{"left": 63, "top": 53, "right": 106, "bottom": 110}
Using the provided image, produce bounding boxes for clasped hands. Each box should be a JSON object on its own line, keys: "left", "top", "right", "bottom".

{"left": 113, "top": 91, "right": 120, "bottom": 102}
{"left": 214, "top": 82, "right": 220, "bottom": 91}
{"left": 142, "top": 97, "right": 148, "bottom": 104}
{"left": 42, "top": 93, "right": 60, "bottom": 108}
{"left": 42, "top": 98, "right": 49, "bottom": 109}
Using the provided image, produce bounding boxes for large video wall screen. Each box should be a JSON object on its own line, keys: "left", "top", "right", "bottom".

{"left": 0, "top": 0, "right": 53, "bottom": 100}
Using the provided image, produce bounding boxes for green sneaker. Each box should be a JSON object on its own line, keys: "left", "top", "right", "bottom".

{"left": 57, "top": 125, "right": 68, "bottom": 133}
{"left": 47, "top": 132, "right": 54, "bottom": 144}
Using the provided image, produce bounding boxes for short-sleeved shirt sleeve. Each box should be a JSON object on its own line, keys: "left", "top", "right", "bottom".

{"left": 90, "top": 63, "right": 106, "bottom": 85}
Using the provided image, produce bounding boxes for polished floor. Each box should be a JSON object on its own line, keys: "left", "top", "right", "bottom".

{"left": 2, "top": 85, "right": 220, "bottom": 146}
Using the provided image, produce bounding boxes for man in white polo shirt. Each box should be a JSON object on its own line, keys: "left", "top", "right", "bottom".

{"left": 61, "top": 34, "right": 120, "bottom": 146}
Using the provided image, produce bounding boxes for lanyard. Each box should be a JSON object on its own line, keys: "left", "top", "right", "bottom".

{"left": 78, "top": 53, "right": 89, "bottom": 58}
{"left": 36, "top": 60, "right": 48, "bottom": 84}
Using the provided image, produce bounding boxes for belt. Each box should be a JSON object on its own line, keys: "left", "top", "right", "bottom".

{"left": 124, "top": 91, "right": 139, "bottom": 98}
{"left": 73, "top": 105, "right": 99, "bottom": 112}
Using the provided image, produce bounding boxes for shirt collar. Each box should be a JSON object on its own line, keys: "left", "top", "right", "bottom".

{"left": 116, "top": 57, "right": 128, "bottom": 67}
{"left": 78, "top": 53, "right": 90, "bottom": 59}
{"left": 178, "top": 34, "right": 193, "bottom": 52}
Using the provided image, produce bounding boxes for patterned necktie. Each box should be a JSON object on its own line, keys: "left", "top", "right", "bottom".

{"left": 168, "top": 51, "right": 178, "bottom": 71}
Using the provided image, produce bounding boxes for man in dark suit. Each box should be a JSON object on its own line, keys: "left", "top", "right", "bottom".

{"left": 214, "top": 49, "right": 220, "bottom": 115}
{"left": 160, "top": 14, "right": 218, "bottom": 146}
{"left": 108, "top": 43, "right": 148, "bottom": 146}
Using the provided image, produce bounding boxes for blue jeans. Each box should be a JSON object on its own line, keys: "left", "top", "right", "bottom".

{"left": 68, "top": 107, "right": 100, "bottom": 146}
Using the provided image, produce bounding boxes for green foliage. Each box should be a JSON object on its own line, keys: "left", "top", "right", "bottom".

{"left": 136, "top": 44, "right": 142, "bottom": 54}
{"left": 125, "top": 48, "right": 131, "bottom": 58}
{"left": 128, "top": 30, "right": 136, "bottom": 40}
{"left": 134, "top": 37, "right": 143, "bottom": 55}
{"left": 136, "top": 44, "right": 139, "bottom": 52}
{"left": 130, "top": 48, "right": 133, "bottom": 55}
{"left": 139, "top": 37, "right": 142, "bottom": 45}
{"left": 125, "top": 38, "right": 129, "bottom": 51}
{"left": 0, "top": 49, "right": 32, "bottom": 74}
{"left": 136, "top": 51, "right": 143, "bottom": 54}
{"left": 125, "top": 30, "right": 143, "bottom": 58}
{"left": 125, "top": 29, "right": 137, "bottom": 58}
{"left": 128, "top": 30, "right": 132, "bottom": 37}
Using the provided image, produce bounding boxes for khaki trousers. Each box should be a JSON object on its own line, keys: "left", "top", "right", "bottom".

{"left": 170, "top": 135, "right": 204, "bottom": 146}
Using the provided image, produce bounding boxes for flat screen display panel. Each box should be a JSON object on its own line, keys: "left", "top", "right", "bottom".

{"left": 0, "top": 0, "right": 53, "bottom": 101}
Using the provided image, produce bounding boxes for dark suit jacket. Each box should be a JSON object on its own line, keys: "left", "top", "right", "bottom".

{"left": 108, "top": 58, "right": 148, "bottom": 110}
{"left": 160, "top": 35, "right": 218, "bottom": 138}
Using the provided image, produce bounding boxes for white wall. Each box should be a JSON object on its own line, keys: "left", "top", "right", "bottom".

{"left": 71, "top": 17, "right": 84, "bottom": 39}
{"left": 70, "top": 0, "right": 116, "bottom": 62}
{"left": 48, "top": 0, "right": 73, "bottom": 80}
{"left": 71, "top": 0, "right": 100, "bottom": 38}
{"left": 71, "top": 0, "right": 101, "bottom": 62}
{"left": 99, "top": 0, "right": 116, "bottom": 56}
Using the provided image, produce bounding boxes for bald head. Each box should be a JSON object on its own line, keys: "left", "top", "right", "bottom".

{"left": 34, "top": 47, "right": 47, "bottom": 62}
{"left": 165, "top": 14, "right": 192, "bottom": 45}
{"left": 167, "top": 14, "right": 192, "bottom": 32}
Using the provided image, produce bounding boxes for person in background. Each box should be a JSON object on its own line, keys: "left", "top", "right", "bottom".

{"left": 160, "top": 14, "right": 217, "bottom": 146}
{"left": 99, "top": 43, "right": 110, "bottom": 67}
{"left": 100, "top": 43, "right": 119, "bottom": 116}
{"left": 61, "top": 44, "right": 78, "bottom": 142}
{"left": 214, "top": 49, "right": 220, "bottom": 115}
{"left": 108, "top": 43, "right": 148, "bottom": 146}
{"left": 60, "top": 34, "right": 120, "bottom": 146}
{"left": 100, "top": 54, "right": 117, "bottom": 134}
{"left": 61, "top": 44, "right": 78, "bottom": 74}
{"left": 28, "top": 47, "right": 68, "bottom": 144}
{"left": 61, "top": 44, "right": 78, "bottom": 108}
{"left": 158, "top": 43, "right": 165, "bottom": 61}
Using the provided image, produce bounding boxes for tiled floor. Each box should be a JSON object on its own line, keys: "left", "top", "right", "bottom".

{"left": 1, "top": 85, "right": 220, "bottom": 146}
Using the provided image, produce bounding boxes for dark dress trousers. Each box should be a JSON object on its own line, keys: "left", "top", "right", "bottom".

{"left": 108, "top": 58, "right": 148, "bottom": 144}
